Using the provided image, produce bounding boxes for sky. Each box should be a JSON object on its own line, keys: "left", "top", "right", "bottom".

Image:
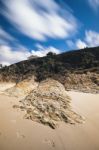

{"left": 0, "top": 0, "right": 99, "bottom": 65}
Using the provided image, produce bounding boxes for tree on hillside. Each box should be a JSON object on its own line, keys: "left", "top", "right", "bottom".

{"left": 0, "top": 64, "right": 3, "bottom": 68}
{"left": 47, "top": 52, "right": 56, "bottom": 57}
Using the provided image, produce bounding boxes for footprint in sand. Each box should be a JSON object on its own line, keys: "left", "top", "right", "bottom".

{"left": 43, "top": 138, "right": 55, "bottom": 148}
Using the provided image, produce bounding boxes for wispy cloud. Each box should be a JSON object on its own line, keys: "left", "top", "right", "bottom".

{"left": 1, "top": 0, "right": 78, "bottom": 41}
{"left": 88, "top": 0, "right": 99, "bottom": 11}
{"left": 0, "top": 27, "right": 30, "bottom": 51}
{"left": 31, "top": 45, "right": 61, "bottom": 57}
{"left": 0, "top": 43, "right": 61, "bottom": 66}
{"left": 75, "top": 39, "right": 87, "bottom": 49}
{"left": 85, "top": 30, "right": 99, "bottom": 47}
{"left": 0, "top": 27, "right": 16, "bottom": 42}
{"left": 0, "top": 26, "right": 61, "bottom": 66}
{"left": 0, "top": 45, "right": 31, "bottom": 66}
{"left": 67, "top": 30, "right": 99, "bottom": 49}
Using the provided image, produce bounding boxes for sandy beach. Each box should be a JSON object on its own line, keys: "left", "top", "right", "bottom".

{"left": 0, "top": 92, "right": 99, "bottom": 150}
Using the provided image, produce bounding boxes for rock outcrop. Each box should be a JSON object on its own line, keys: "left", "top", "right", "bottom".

{"left": 5, "top": 76, "right": 38, "bottom": 98}
{"left": 19, "top": 79, "right": 83, "bottom": 129}
{"left": 63, "top": 72, "right": 99, "bottom": 93}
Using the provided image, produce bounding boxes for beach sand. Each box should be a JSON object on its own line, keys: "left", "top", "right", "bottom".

{"left": 0, "top": 92, "right": 99, "bottom": 150}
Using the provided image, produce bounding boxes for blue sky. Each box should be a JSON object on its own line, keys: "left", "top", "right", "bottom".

{"left": 0, "top": 0, "right": 99, "bottom": 65}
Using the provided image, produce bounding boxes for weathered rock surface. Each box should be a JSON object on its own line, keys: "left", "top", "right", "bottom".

{"left": 5, "top": 76, "right": 38, "bottom": 98}
{"left": 63, "top": 72, "right": 99, "bottom": 93}
{"left": 20, "top": 79, "right": 83, "bottom": 129}
{"left": 0, "top": 82, "right": 15, "bottom": 93}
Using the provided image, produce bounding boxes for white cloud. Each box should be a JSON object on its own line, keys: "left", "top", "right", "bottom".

{"left": 88, "top": 0, "right": 99, "bottom": 11}
{"left": 0, "top": 39, "right": 8, "bottom": 45}
{"left": 75, "top": 39, "right": 87, "bottom": 49}
{"left": 0, "top": 27, "right": 19, "bottom": 48}
{"left": 0, "top": 27, "right": 30, "bottom": 53}
{"left": 66, "top": 40, "right": 75, "bottom": 49}
{"left": 0, "top": 45, "right": 31, "bottom": 66}
{"left": 77, "top": 30, "right": 99, "bottom": 48}
{"left": 0, "top": 44, "right": 61, "bottom": 65}
{"left": 0, "top": 27, "right": 16, "bottom": 42}
{"left": 31, "top": 45, "right": 61, "bottom": 57}
{"left": 67, "top": 30, "right": 99, "bottom": 49}
{"left": 85, "top": 30, "right": 99, "bottom": 46}
{"left": 0, "top": 61, "right": 10, "bottom": 66}
{"left": 1, "top": 0, "right": 78, "bottom": 41}
{"left": 35, "top": 44, "right": 45, "bottom": 49}
{"left": 66, "top": 39, "right": 87, "bottom": 49}
{"left": 0, "top": 28, "right": 31, "bottom": 66}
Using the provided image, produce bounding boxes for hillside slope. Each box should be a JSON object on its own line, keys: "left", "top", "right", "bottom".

{"left": 0, "top": 46, "right": 99, "bottom": 93}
